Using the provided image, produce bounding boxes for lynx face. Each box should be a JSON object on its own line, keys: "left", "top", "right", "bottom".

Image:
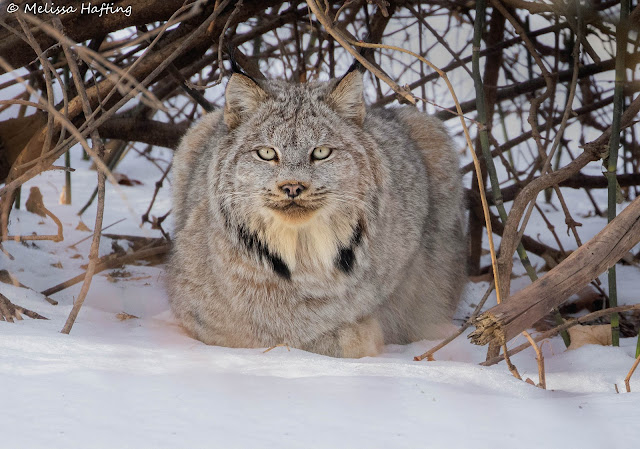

{"left": 212, "top": 72, "right": 381, "bottom": 273}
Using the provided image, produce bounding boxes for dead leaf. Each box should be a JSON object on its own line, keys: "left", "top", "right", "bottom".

{"left": 75, "top": 221, "right": 91, "bottom": 232}
{"left": 25, "top": 186, "right": 47, "bottom": 217}
{"left": 50, "top": 261, "right": 63, "bottom": 269}
{"left": 116, "top": 312, "right": 139, "bottom": 321}
{"left": 0, "top": 113, "right": 47, "bottom": 182}
{"left": 105, "top": 269, "right": 132, "bottom": 283}
{"left": 561, "top": 286, "right": 605, "bottom": 314}
{"left": 113, "top": 173, "right": 143, "bottom": 186}
{"left": 567, "top": 324, "right": 613, "bottom": 350}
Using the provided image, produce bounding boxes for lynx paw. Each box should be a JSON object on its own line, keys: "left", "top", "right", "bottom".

{"left": 338, "top": 316, "right": 384, "bottom": 358}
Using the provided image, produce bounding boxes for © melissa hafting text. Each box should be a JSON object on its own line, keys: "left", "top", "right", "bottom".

{"left": 14, "top": 2, "right": 132, "bottom": 17}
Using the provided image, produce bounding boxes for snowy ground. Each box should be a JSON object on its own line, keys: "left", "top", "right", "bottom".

{"left": 1, "top": 143, "right": 640, "bottom": 448}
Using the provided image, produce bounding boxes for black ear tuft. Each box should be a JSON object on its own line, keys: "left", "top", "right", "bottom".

{"left": 344, "top": 59, "right": 365, "bottom": 77}
{"left": 227, "top": 44, "right": 260, "bottom": 85}
{"left": 339, "top": 33, "right": 373, "bottom": 79}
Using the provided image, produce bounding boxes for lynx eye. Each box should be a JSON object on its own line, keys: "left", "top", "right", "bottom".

{"left": 256, "top": 147, "right": 277, "bottom": 161}
{"left": 311, "top": 146, "right": 332, "bottom": 161}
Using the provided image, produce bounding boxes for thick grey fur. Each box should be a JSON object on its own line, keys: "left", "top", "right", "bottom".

{"left": 167, "top": 71, "right": 466, "bottom": 357}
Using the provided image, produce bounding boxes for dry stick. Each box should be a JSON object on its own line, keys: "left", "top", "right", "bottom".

{"left": 216, "top": 0, "right": 244, "bottom": 85}
{"left": 624, "top": 354, "right": 640, "bottom": 392}
{"left": 141, "top": 162, "right": 172, "bottom": 227}
{"left": 14, "top": 304, "right": 48, "bottom": 320}
{"left": 470, "top": 195, "right": 640, "bottom": 347}
{"left": 533, "top": 203, "right": 566, "bottom": 254}
{"left": 57, "top": 19, "right": 107, "bottom": 335}
{"left": 415, "top": 281, "right": 495, "bottom": 362}
{"left": 466, "top": 3, "right": 499, "bottom": 281}
{"left": 15, "top": 16, "right": 55, "bottom": 159}
{"left": 0, "top": 292, "right": 47, "bottom": 322}
{"left": 522, "top": 330, "right": 546, "bottom": 389}
{"left": 41, "top": 244, "right": 170, "bottom": 297}
{"left": 481, "top": 304, "right": 640, "bottom": 367}
{"left": 0, "top": 292, "right": 21, "bottom": 322}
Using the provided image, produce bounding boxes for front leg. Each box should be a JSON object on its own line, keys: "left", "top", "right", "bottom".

{"left": 303, "top": 315, "right": 384, "bottom": 358}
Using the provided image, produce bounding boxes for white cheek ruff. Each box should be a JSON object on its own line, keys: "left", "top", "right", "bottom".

{"left": 262, "top": 209, "right": 356, "bottom": 272}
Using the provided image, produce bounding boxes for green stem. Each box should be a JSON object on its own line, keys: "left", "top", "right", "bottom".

{"left": 14, "top": 186, "right": 21, "bottom": 210}
{"left": 607, "top": 0, "right": 630, "bottom": 347}
{"left": 65, "top": 150, "right": 71, "bottom": 205}
{"left": 63, "top": 66, "right": 71, "bottom": 205}
{"left": 473, "top": 0, "right": 570, "bottom": 347}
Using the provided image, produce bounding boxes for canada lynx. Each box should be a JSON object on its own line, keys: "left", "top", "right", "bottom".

{"left": 167, "top": 68, "right": 466, "bottom": 358}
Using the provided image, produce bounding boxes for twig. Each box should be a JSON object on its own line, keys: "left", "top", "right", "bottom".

{"left": 68, "top": 218, "right": 126, "bottom": 249}
{"left": 58, "top": 17, "right": 108, "bottom": 334}
{"left": 522, "top": 331, "right": 546, "bottom": 389}
{"left": 141, "top": 162, "right": 172, "bottom": 227}
{"left": 624, "top": 354, "right": 640, "bottom": 392}
{"left": 0, "top": 292, "right": 47, "bottom": 322}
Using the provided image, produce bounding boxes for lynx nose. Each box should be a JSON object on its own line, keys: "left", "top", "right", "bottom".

{"left": 280, "top": 182, "right": 306, "bottom": 198}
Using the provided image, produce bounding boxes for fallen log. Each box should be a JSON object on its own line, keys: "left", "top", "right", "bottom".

{"left": 468, "top": 195, "right": 640, "bottom": 346}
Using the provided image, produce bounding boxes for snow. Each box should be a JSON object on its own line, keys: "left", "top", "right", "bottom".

{"left": 1, "top": 133, "right": 640, "bottom": 448}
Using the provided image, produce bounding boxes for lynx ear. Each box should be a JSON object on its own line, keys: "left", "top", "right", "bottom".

{"left": 326, "top": 70, "right": 365, "bottom": 126}
{"left": 224, "top": 73, "right": 268, "bottom": 128}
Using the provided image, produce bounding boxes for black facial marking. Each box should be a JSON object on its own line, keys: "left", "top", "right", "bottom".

{"left": 221, "top": 206, "right": 291, "bottom": 280}
{"left": 337, "top": 247, "right": 356, "bottom": 273}
{"left": 335, "top": 220, "right": 365, "bottom": 274}
{"left": 268, "top": 254, "right": 292, "bottom": 280}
